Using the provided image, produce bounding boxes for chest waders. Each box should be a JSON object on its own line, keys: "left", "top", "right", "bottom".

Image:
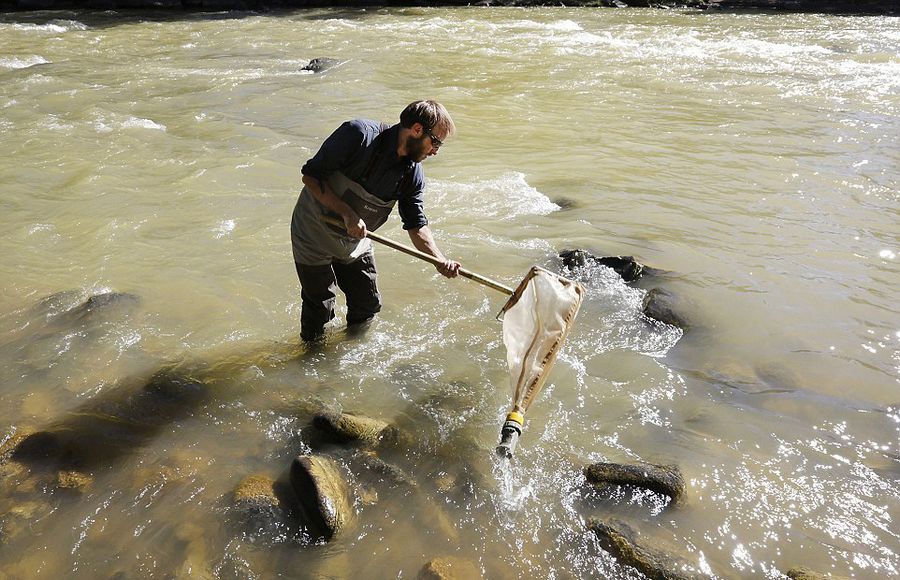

{"left": 291, "top": 170, "right": 397, "bottom": 266}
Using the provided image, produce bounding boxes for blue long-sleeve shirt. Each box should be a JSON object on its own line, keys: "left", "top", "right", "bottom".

{"left": 301, "top": 119, "right": 428, "bottom": 231}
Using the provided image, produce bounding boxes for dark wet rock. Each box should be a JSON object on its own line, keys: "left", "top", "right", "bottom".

{"left": 418, "top": 556, "right": 483, "bottom": 580}
{"left": 642, "top": 287, "right": 690, "bottom": 330}
{"left": 785, "top": 567, "right": 848, "bottom": 580}
{"left": 584, "top": 462, "right": 685, "bottom": 505}
{"left": 560, "top": 249, "right": 646, "bottom": 283}
{"left": 289, "top": 454, "right": 353, "bottom": 541}
{"left": 588, "top": 518, "right": 701, "bottom": 580}
{"left": 312, "top": 406, "right": 406, "bottom": 449}
{"left": 301, "top": 58, "right": 341, "bottom": 73}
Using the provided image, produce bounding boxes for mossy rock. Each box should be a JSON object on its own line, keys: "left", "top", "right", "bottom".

{"left": 312, "top": 409, "right": 405, "bottom": 448}
{"left": 584, "top": 462, "right": 685, "bottom": 505}
{"left": 56, "top": 470, "right": 93, "bottom": 492}
{"left": 233, "top": 475, "right": 280, "bottom": 512}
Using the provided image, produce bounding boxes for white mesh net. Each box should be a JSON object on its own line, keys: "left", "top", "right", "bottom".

{"left": 501, "top": 266, "right": 584, "bottom": 415}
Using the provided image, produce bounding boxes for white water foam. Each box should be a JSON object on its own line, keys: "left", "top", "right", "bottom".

{"left": 0, "top": 55, "right": 50, "bottom": 70}
{"left": 10, "top": 20, "right": 87, "bottom": 34}
{"left": 93, "top": 115, "right": 167, "bottom": 133}
{"left": 214, "top": 219, "right": 236, "bottom": 239}
{"left": 430, "top": 172, "right": 559, "bottom": 221}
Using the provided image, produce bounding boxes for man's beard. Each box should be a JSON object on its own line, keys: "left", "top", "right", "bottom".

{"left": 405, "top": 134, "right": 430, "bottom": 162}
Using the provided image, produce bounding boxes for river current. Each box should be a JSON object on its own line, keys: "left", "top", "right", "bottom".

{"left": 0, "top": 7, "right": 898, "bottom": 579}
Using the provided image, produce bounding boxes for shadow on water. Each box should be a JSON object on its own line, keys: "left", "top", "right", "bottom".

{"left": 0, "top": 6, "right": 382, "bottom": 28}
{"left": 9, "top": 331, "right": 326, "bottom": 474}
{"left": 11, "top": 362, "right": 213, "bottom": 473}
{"left": 1, "top": 288, "right": 325, "bottom": 478}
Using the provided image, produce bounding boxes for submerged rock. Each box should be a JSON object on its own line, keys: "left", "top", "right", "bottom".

{"left": 0, "top": 499, "right": 54, "bottom": 546}
{"left": 40, "top": 291, "right": 141, "bottom": 331}
{"left": 418, "top": 556, "right": 483, "bottom": 580}
{"left": 11, "top": 365, "right": 212, "bottom": 473}
{"left": 560, "top": 249, "right": 646, "bottom": 282}
{"left": 351, "top": 452, "right": 417, "bottom": 489}
{"left": 346, "top": 451, "right": 460, "bottom": 543}
{"left": 588, "top": 518, "right": 701, "bottom": 580}
{"left": 785, "top": 567, "right": 850, "bottom": 580}
{"left": 56, "top": 470, "right": 93, "bottom": 492}
{"left": 551, "top": 196, "right": 579, "bottom": 210}
{"left": 289, "top": 454, "right": 353, "bottom": 541}
{"left": 642, "top": 287, "right": 690, "bottom": 330}
{"left": 584, "top": 462, "right": 685, "bottom": 505}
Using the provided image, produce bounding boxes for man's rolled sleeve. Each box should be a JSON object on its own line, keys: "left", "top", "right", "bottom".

{"left": 399, "top": 166, "right": 428, "bottom": 230}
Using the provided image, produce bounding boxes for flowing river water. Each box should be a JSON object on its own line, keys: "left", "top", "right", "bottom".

{"left": 1, "top": 7, "right": 898, "bottom": 579}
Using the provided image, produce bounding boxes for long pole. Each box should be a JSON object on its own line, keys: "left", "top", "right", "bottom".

{"left": 321, "top": 216, "right": 514, "bottom": 296}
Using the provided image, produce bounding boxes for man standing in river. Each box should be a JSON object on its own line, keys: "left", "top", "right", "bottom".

{"left": 290, "top": 100, "right": 461, "bottom": 343}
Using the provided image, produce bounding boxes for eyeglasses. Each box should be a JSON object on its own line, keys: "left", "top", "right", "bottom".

{"left": 424, "top": 127, "right": 443, "bottom": 150}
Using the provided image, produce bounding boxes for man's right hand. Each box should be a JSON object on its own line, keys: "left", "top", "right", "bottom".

{"left": 343, "top": 213, "right": 367, "bottom": 239}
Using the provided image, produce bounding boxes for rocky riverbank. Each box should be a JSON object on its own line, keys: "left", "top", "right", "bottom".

{"left": 0, "top": 0, "right": 895, "bottom": 15}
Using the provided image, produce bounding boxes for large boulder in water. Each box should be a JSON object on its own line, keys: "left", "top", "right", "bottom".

{"left": 584, "top": 462, "right": 685, "bottom": 505}
{"left": 289, "top": 454, "right": 354, "bottom": 541}
{"left": 588, "top": 518, "right": 703, "bottom": 579}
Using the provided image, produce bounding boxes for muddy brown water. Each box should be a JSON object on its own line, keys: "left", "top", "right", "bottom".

{"left": 1, "top": 7, "right": 898, "bottom": 578}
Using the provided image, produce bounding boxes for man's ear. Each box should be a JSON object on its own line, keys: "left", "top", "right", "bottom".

{"left": 411, "top": 122, "right": 424, "bottom": 137}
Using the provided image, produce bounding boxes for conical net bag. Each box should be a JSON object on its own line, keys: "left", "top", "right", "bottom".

{"left": 501, "top": 267, "right": 584, "bottom": 414}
